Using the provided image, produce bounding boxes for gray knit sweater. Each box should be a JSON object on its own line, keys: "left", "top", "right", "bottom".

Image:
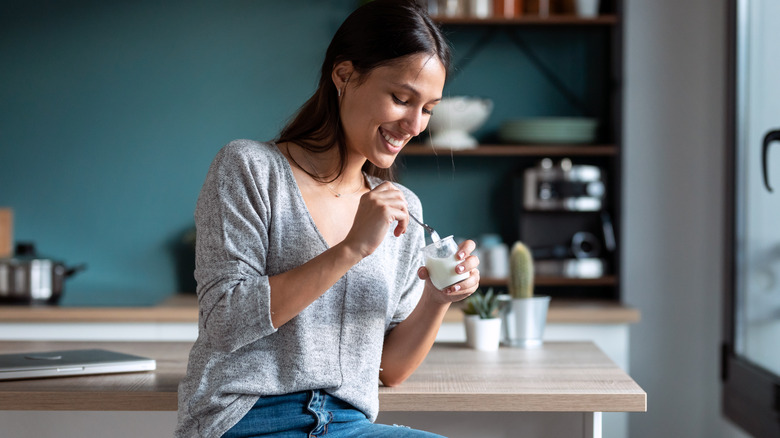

{"left": 175, "top": 140, "right": 426, "bottom": 437}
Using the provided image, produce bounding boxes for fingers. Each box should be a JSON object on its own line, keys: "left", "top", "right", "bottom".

{"left": 455, "top": 239, "right": 477, "bottom": 261}
{"left": 456, "top": 253, "right": 479, "bottom": 275}
{"left": 453, "top": 239, "right": 479, "bottom": 281}
{"left": 346, "top": 182, "right": 413, "bottom": 257}
{"left": 429, "top": 239, "right": 481, "bottom": 302}
{"left": 369, "top": 182, "right": 409, "bottom": 236}
{"left": 444, "top": 267, "right": 480, "bottom": 295}
{"left": 417, "top": 266, "right": 429, "bottom": 280}
{"left": 422, "top": 263, "right": 481, "bottom": 304}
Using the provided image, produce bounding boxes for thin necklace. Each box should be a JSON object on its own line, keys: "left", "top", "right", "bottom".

{"left": 299, "top": 150, "right": 364, "bottom": 198}
{"left": 324, "top": 180, "right": 364, "bottom": 198}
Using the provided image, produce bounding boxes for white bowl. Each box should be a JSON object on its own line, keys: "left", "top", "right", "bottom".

{"left": 427, "top": 96, "right": 493, "bottom": 149}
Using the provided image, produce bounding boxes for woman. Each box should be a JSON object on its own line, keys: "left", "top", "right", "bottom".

{"left": 175, "top": 1, "right": 480, "bottom": 437}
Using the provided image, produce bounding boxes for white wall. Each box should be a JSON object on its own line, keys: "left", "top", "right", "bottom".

{"left": 623, "top": 0, "right": 749, "bottom": 436}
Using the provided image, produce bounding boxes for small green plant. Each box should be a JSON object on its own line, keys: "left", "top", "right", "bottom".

{"left": 509, "top": 241, "right": 534, "bottom": 299}
{"left": 462, "top": 288, "right": 500, "bottom": 319}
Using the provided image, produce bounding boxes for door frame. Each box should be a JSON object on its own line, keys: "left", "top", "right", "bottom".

{"left": 722, "top": 0, "right": 780, "bottom": 436}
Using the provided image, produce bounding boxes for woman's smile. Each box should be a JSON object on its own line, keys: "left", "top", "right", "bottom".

{"left": 380, "top": 127, "right": 406, "bottom": 151}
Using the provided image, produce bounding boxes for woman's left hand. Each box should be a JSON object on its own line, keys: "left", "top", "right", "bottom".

{"left": 417, "top": 239, "right": 480, "bottom": 304}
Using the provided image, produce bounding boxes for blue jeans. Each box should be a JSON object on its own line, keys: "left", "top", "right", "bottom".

{"left": 222, "top": 390, "right": 446, "bottom": 438}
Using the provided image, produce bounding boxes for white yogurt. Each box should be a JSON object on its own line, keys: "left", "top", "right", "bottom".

{"left": 425, "top": 253, "right": 469, "bottom": 290}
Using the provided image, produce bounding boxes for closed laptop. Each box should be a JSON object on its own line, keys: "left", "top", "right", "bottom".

{"left": 0, "top": 348, "right": 156, "bottom": 381}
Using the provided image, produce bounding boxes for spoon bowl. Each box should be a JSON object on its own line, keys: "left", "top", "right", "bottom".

{"left": 409, "top": 212, "right": 440, "bottom": 242}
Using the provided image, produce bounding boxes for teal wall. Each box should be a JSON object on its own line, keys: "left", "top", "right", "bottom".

{"left": 0, "top": 1, "right": 607, "bottom": 306}
{"left": 0, "top": 1, "right": 353, "bottom": 305}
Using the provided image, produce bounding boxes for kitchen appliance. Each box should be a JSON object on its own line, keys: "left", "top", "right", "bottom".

{"left": 523, "top": 158, "right": 605, "bottom": 211}
{"left": 427, "top": 96, "right": 493, "bottom": 150}
{"left": 531, "top": 231, "right": 607, "bottom": 279}
{"left": 0, "top": 243, "right": 86, "bottom": 305}
{"left": 531, "top": 231, "right": 601, "bottom": 260}
{"left": 535, "top": 258, "right": 606, "bottom": 278}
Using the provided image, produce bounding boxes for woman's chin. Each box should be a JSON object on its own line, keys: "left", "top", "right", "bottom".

{"left": 368, "top": 158, "right": 394, "bottom": 169}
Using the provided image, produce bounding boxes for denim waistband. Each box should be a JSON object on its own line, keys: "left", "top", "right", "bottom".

{"left": 244, "top": 390, "right": 363, "bottom": 437}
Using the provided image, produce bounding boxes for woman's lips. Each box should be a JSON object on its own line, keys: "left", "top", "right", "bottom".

{"left": 380, "top": 127, "right": 405, "bottom": 153}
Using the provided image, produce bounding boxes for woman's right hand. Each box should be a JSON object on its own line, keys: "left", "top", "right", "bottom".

{"left": 342, "top": 181, "right": 410, "bottom": 258}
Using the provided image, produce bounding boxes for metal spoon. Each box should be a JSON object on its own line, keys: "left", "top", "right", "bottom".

{"left": 389, "top": 182, "right": 441, "bottom": 241}
{"left": 409, "top": 212, "right": 440, "bottom": 242}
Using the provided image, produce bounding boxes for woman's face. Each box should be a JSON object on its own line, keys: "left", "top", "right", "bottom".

{"left": 337, "top": 53, "right": 446, "bottom": 168}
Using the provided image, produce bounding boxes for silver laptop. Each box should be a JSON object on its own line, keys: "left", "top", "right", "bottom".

{"left": 0, "top": 348, "right": 156, "bottom": 380}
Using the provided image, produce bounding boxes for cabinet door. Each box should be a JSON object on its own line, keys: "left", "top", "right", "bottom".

{"left": 723, "top": 0, "right": 780, "bottom": 436}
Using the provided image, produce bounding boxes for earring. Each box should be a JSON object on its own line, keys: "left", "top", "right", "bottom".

{"left": 338, "top": 88, "right": 342, "bottom": 97}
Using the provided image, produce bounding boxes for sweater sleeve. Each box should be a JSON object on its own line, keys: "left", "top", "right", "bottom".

{"left": 385, "top": 192, "right": 426, "bottom": 333}
{"left": 194, "top": 143, "right": 277, "bottom": 352}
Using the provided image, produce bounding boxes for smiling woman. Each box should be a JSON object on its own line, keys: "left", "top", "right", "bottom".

{"left": 174, "top": 1, "right": 482, "bottom": 438}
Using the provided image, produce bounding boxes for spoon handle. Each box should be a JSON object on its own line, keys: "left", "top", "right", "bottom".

{"left": 409, "top": 212, "right": 436, "bottom": 236}
{"left": 389, "top": 182, "right": 439, "bottom": 238}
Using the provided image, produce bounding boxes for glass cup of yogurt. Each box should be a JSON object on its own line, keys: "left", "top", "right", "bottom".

{"left": 422, "top": 235, "right": 470, "bottom": 290}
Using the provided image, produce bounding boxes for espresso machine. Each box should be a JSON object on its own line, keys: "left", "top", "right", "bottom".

{"left": 515, "top": 158, "right": 615, "bottom": 279}
{"left": 523, "top": 158, "right": 605, "bottom": 212}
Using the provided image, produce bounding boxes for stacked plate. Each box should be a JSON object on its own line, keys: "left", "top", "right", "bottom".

{"left": 499, "top": 117, "right": 598, "bottom": 144}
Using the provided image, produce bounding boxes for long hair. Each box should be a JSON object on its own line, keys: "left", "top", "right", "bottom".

{"left": 275, "top": 0, "right": 451, "bottom": 183}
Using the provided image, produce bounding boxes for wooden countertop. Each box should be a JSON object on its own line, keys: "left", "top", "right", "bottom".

{"left": 0, "top": 340, "right": 646, "bottom": 413}
{"left": 0, "top": 295, "right": 640, "bottom": 324}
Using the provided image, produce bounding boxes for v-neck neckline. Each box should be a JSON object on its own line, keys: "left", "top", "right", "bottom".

{"left": 272, "top": 142, "right": 377, "bottom": 250}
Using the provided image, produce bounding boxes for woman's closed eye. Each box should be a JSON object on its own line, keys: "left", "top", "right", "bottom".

{"left": 392, "top": 93, "right": 407, "bottom": 106}
{"left": 393, "top": 94, "right": 433, "bottom": 115}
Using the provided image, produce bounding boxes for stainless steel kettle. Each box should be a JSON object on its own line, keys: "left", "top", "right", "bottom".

{"left": 0, "top": 243, "right": 86, "bottom": 305}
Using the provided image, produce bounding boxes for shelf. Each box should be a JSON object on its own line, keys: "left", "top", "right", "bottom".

{"left": 402, "top": 144, "right": 617, "bottom": 157}
{"left": 432, "top": 15, "right": 619, "bottom": 26}
{"left": 444, "top": 298, "right": 640, "bottom": 324}
{"left": 480, "top": 275, "right": 618, "bottom": 287}
{"left": 409, "top": 3, "right": 623, "bottom": 303}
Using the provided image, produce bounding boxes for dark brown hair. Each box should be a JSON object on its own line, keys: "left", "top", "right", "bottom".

{"left": 276, "top": 0, "right": 451, "bottom": 183}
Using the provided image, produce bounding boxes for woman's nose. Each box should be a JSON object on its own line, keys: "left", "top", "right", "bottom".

{"left": 401, "top": 109, "right": 425, "bottom": 137}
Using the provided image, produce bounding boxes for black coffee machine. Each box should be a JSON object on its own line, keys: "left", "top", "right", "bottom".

{"left": 514, "top": 158, "right": 616, "bottom": 280}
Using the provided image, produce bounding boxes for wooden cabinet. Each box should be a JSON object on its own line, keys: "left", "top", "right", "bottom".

{"left": 399, "top": 1, "right": 624, "bottom": 301}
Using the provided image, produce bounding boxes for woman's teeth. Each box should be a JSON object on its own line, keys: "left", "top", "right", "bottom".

{"left": 382, "top": 130, "right": 404, "bottom": 148}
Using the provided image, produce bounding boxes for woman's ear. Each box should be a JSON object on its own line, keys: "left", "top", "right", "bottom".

{"left": 332, "top": 61, "right": 355, "bottom": 96}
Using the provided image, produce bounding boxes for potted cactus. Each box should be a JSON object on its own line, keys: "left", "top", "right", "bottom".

{"left": 500, "top": 241, "right": 551, "bottom": 348}
{"left": 462, "top": 288, "right": 502, "bottom": 351}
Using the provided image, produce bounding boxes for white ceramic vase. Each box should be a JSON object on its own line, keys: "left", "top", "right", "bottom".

{"left": 464, "top": 315, "right": 502, "bottom": 351}
{"left": 427, "top": 96, "right": 493, "bottom": 150}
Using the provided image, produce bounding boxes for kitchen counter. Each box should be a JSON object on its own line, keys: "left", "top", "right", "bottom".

{"left": 0, "top": 294, "right": 640, "bottom": 324}
{"left": 0, "top": 340, "right": 646, "bottom": 413}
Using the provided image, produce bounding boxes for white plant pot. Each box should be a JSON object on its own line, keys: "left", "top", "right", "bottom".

{"left": 498, "top": 296, "right": 551, "bottom": 348}
{"left": 464, "top": 315, "right": 502, "bottom": 351}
